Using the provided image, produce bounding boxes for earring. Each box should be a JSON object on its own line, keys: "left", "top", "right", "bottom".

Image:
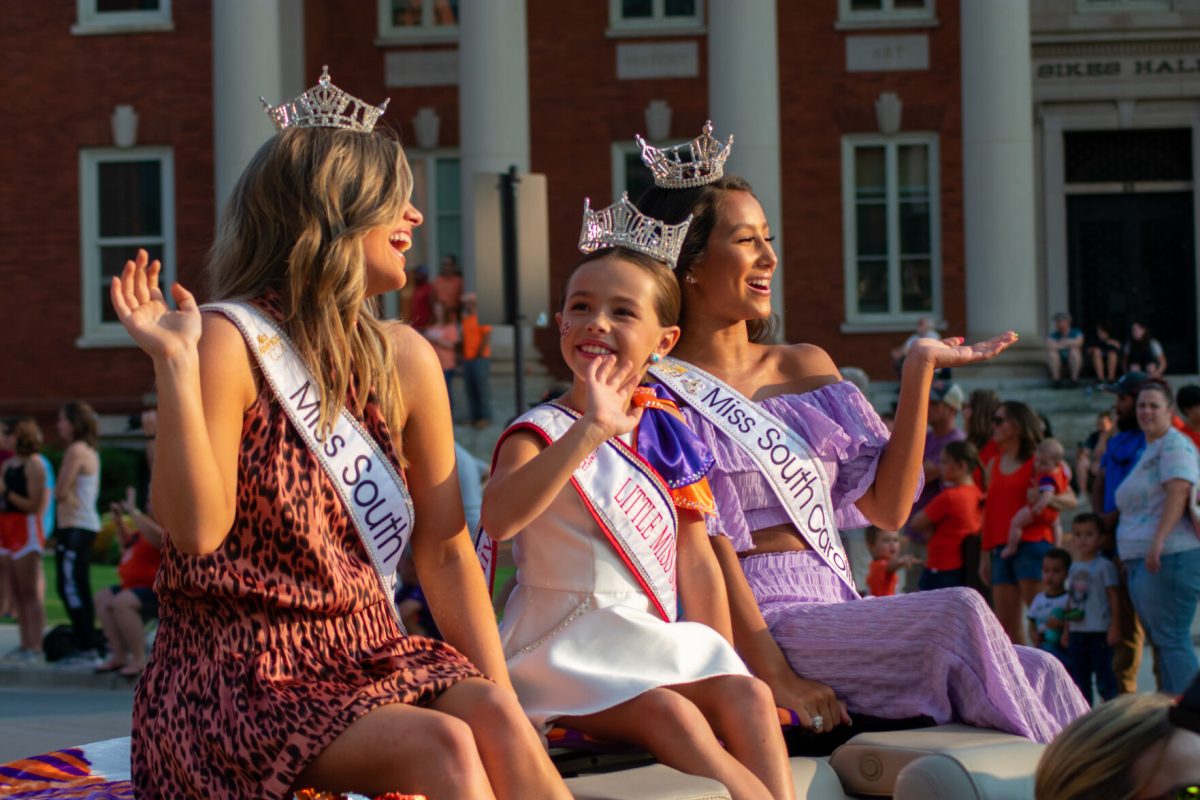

{"left": 684, "top": 274, "right": 698, "bottom": 285}
{"left": 649, "top": 353, "right": 662, "bottom": 364}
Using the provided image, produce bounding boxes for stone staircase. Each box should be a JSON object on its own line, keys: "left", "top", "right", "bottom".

{"left": 864, "top": 368, "right": 1200, "bottom": 470}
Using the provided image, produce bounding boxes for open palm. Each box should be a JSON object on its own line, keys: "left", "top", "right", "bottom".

{"left": 584, "top": 356, "right": 643, "bottom": 440}
{"left": 110, "top": 249, "right": 202, "bottom": 362}
{"left": 907, "top": 331, "right": 1019, "bottom": 370}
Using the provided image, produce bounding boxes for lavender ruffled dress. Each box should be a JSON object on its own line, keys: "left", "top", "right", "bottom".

{"left": 681, "top": 381, "right": 1088, "bottom": 743}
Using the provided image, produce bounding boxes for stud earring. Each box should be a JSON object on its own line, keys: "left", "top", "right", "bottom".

{"left": 649, "top": 353, "right": 662, "bottom": 364}
{"left": 684, "top": 274, "right": 698, "bottom": 285}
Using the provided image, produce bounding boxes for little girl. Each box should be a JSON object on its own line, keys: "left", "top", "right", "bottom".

{"left": 909, "top": 440, "right": 984, "bottom": 591}
{"left": 479, "top": 197, "right": 793, "bottom": 800}
{"left": 111, "top": 68, "right": 568, "bottom": 799}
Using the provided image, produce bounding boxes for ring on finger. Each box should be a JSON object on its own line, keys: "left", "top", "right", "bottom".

{"left": 810, "top": 713, "right": 825, "bottom": 732}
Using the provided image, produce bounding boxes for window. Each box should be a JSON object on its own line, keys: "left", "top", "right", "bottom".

{"left": 79, "top": 148, "right": 175, "bottom": 345}
{"left": 837, "top": 0, "right": 936, "bottom": 27}
{"left": 73, "top": 0, "right": 172, "bottom": 34}
{"left": 377, "top": 0, "right": 458, "bottom": 42}
{"left": 609, "top": 0, "right": 704, "bottom": 35}
{"left": 380, "top": 151, "right": 461, "bottom": 319}
{"left": 611, "top": 142, "right": 656, "bottom": 206}
{"left": 841, "top": 135, "right": 940, "bottom": 326}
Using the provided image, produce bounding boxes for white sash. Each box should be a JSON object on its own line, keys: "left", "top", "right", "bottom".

{"left": 475, "top": 403, "right": 679, "bottom": 621}
{"left": 650, "top": 357, "right": 859, "bottom": 596}
{"left": 205, "top": 301, "right": 414, "bottom": 632}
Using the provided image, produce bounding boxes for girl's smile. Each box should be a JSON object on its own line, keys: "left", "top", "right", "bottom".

{"left": 556, "top": 255, "right": 679, "bottom": 380}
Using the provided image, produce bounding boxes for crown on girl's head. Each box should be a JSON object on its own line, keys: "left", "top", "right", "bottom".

{"left": 260, "top": 66, "right": 390, "bottom": 133}
{"left": 578, "top": 193, "right": 692, "bottom": 268}
{"left": 636, "top": 120, "right": 734, "bottom": 189}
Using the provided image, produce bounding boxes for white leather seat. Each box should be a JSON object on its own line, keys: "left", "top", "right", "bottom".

{"left": 829, "top": 724, "right": 1036, "bottom": 797}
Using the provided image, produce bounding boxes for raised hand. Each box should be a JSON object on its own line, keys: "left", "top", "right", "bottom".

{"left": 906, "top": 331, "right": 1019, "bottom": 371}
{"left": 581, "top": 355, "right": 643, "bottom": 440}
{"left": 110, "top": 249, "right": 201, "bottom": 362}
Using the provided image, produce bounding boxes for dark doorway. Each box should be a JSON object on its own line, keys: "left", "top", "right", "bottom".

{"left": 1067, "top": 191, "right": 1196, "bottom": 374}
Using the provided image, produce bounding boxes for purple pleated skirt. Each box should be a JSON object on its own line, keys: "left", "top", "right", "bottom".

{"left": 740, "top": 550, "right": 1089, "bottom": 743}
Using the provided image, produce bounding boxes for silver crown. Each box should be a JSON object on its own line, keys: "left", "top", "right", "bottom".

{"left": 636, "top": 120, "right": 734, "bottom": 189}
{"left": 578, "top": 193, "right": 692, "bottom": 268}
{"left": 261, "top": 66, "right": 390, "bottom": 133}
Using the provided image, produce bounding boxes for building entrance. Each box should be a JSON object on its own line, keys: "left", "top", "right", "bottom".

{"left": 1064, "top": 129, "right": 1196, "bottom": 374}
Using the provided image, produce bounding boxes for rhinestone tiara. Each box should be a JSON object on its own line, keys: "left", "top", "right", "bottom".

{"left": 578, "top": 193, "right": 693, "bottom": 268}
{"left": 261, "top": 66, "right": 390, "bottom": 133}
{"left": 637, "top": 120, "right": 734, "bottom": 189}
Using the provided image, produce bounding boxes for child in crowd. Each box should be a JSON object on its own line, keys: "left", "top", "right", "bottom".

{"left": 865, "top": 527, "right": 921, "bottom": 597}
{"left": 1064, "top": 513, "right": 1120, "bottom": 705}
{"left": 908, "top": 440, "right": 983, "bottom": 591}
{"left": 1001, "top": 437, "right": 1069, "bottom": 557}
{"left": 479, "top": 199, "right": 794, "bottom": 799}
{"left": 1027, "top": 548, "right": 1073, "bottom": 666}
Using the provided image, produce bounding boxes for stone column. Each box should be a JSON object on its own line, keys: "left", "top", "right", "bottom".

{"left": 961, "top": 0, "right": 1039, "bottom": 340}
{"left": 707, "top": 0, "right": 785, "bottom": 326}
{"left": 213, "top": 0, "right": 307, "bottom": 217}
{"left": 458, "top": 0, "right": 531, "bottom": 293}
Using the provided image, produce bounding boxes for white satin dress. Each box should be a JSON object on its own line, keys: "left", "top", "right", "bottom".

{"left": 498, "top": 451, "right": 750, "bottom": 730}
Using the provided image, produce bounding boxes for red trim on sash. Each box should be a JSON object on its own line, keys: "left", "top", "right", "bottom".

{"left": 490, "top": 421, "right": 673, "bottom": 622}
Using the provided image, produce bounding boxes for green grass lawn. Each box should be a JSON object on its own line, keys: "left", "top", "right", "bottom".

{"left": 40, "top": 555, "right": 119, "bottom": 628}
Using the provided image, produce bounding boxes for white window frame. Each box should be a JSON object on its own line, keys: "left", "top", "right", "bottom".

{"left": 607, "top": 0, "right": 705, "bottom": 37}
{"left": 836, "top": 0, "right": 937, "bottom": 30}
{"left": 78, "top": 147, "right": 175, "bottom": 347}
{"left": 376, "top": 0, "right": 458, "bottom": 44}
{"left": 840, "top": 133, "right": 941, "bottom": 330}
{"left": 611, "top": 141, "right": 654, "bottom": 204}
{"left": 381, "top": 148, "right": 460, "bottom": 319}
{"left": 1075, "top": 0, "right": 1170, "bottom": 12}
{"left": 72, "top": 0, "right": 173, "bottom": 35}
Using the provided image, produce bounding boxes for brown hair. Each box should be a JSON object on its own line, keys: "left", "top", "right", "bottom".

{"left": 1138, "top": 378, "right": 1173, "bottom": 407}
{"left": 1035, "top": 693, "right": 1174, "bottom": 800}
{"left": 941, "top": 439, "right": 979, "bottom": 475}
{"left": 565, "top": 247, "right": 681, "bottom": 327}
{"left": 999, "top": 400, "right": 1043, "bottom": 462}
{"left": 636, "top": 175, "right": 775, "bottom": 343}
{"left": 965, "top": 389, "right": 1000, "bottom": 450}
{"left": 10, "top": 417, "right": 44, "bottom": 456}
{"left": 208, "top": 126, "right": 412, "bottom": 450}
{"left": 60, "top": 401, "right": 98, "bottom": 448}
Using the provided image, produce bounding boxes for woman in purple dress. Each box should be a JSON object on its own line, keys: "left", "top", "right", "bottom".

{"left": 636, "top": 142, "right": 1088, "bottom": 743}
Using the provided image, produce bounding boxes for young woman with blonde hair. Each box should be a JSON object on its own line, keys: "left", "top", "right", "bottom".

{"left": 1035, "top": 692, "right": 1199, "bottom": 799}
{"left": 111, "top": 69, "right": 569, "bottom": 800}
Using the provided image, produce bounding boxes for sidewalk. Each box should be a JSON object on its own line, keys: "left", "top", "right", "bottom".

{"left": 0, "top": 624, "right": 136, "bottom": 691}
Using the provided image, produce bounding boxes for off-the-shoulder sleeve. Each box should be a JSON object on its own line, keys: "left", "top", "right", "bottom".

{"left": 766, "top": 382, "right": 922, "bottom": 529}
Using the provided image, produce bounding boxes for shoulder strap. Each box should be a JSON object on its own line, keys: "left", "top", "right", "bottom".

{"left": 475, "top": 403, "right": 680, "bottom": 621}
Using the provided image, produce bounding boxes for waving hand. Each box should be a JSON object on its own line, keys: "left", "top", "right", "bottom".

{"left": 110, "top": 249, "right": 202, "bottom": 362}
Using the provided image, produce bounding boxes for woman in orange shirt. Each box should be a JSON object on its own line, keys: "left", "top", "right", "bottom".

{"left": 981, "top": 401, "right": 1077, "bottom": 645}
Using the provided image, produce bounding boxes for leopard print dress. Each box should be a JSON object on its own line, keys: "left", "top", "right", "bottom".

{"left": 130, "top": 310, "right": 482, "bottom": 799}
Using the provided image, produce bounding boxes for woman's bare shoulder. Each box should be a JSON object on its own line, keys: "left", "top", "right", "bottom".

{"left": 769, "top": 343, "right": 842, "bottom": 392}
{"left": 198, "top": 310, "right": 257, "bottom": 405}
{"left": 385, "top": 321, "right": 441, "bottom": 377}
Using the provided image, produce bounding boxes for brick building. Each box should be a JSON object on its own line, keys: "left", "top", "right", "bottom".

{"left": 3, "top": 0, "right": 1199, "bottom": 429}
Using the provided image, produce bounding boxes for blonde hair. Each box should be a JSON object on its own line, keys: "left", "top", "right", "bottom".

{"left": 1035, "top": 693, "right": 1174, "bottom": 800}
{"left": 209, "top": 127, "right": 412, "bottom": 449}
{"left": 1036, "top": 437, "right": 1065, "bottom": 464}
